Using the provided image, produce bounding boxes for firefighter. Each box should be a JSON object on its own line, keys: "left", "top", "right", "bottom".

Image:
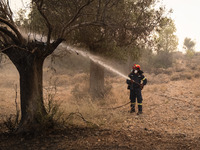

{"left": 127, "top": 64, "right": 147, "bottom": 115}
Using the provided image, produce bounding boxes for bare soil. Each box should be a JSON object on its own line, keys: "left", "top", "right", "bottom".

{"left": 0, "top": 126, "right": 199, "bottom": 150}
{"left": 0, "top": 62, "right": 200, "bottom": 150}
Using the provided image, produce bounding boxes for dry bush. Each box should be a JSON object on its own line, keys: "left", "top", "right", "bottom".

{"left": 174, "top": 65, "right": 186, "bottom": 72}
{"left": 3, "top": 85, "right": 20, "bottom": 132}
{"left": 153, "top": 68, "right": 165, "bottom": 75}
{"left": 59, "top": 96, "right": 126, "bottom": 128}
{"left": 163, "top": 67, "right": 174, "bottom": 75}
{"left": 194, "top": 72, "right": 200, "bottom": 78}
{"left": 170, "top": 73, "right": 180, "bottom": 81}
{"left": 71, "top": 83, "right": 90, "bottom": 100}
{"left": 56, "top": 76, "right": 130, "bottom": 128}
{"left": 147, "top": 73, "right": 170, "bottom": 84}
{"left": 44, "top": 85, "right": 64, "bottom": 122}
{"left": 152, "top": 67, "right": 174, "bottom": 75}
{"left": 185, "top": 55, "right": 200, "bottom": 70}
{"left": 145, "top": 52, "right": 200, "bottom": 83}
{"left": 41, "top": 66, "right": 129, "bottom": 128}
{"left": 170, "top": 72, "right": 193, "bottom": 81}
{"left": 179, "top": 72, "right": 193, "bottom": 80}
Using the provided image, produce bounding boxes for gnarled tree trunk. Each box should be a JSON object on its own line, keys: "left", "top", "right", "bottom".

{"left": 18, "top": 56, "right": 47, "bottom": 132}
{"left": 2, "top": 37, "right": 63, "bottom": 133}
{"left": 3, "top": 48, "right": 47, "bottom": 132}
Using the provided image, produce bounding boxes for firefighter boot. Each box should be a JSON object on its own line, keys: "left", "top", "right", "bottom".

{"left": 137, "top": 104, "right": 142, "bottom": 115}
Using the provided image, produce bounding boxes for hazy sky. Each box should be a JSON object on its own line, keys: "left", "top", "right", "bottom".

{"left": 162, "top": 0, "right": 200, "bottom": 52}
{"left": 10, "top": 0, "right": 200, "bottom": 52}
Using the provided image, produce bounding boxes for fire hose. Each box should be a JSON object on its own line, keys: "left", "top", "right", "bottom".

{"left": 100, "top": 101, "right": 131, "bottom": 110}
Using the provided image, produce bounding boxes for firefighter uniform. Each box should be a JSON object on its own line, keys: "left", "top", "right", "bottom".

{"left": 128, "top": 65, "right": 147, "bottom": 114}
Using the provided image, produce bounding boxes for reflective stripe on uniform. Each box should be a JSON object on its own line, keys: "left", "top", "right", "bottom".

{"left": 138, "top": 103, "right": 142, "bottom": 105}
{"left": 131, "top": 102, "right": 135, "bottom": 105}
{"left": 142, "top": 77, "right": 146, "bottom": 80}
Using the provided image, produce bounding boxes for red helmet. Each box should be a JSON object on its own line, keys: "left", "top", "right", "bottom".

{"left": 132, "top": 64, "right": 141, "bottom": 70}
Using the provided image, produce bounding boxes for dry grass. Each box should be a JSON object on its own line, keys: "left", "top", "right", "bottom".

{"left": 53, "top": 75, "right": 130, "bottom": 128}
{"left": 40, "top": 72, "right": 130, "bottom": 129}
{"left": 2, "top": 53, "right": 200, "bottom": 150}
{"left": 1, "top": 54, "right": 200, "bottom": 136}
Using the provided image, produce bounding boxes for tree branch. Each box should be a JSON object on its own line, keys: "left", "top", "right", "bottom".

{"left": 64, "top": 21, "right": 106, "bottom": 35}
{"left": 0, "top": 27, "right": 20, "bottom": 45}
{"left": 0, "top": 45, "right": 30, "bottom": 53}
{"left": 1, "top": 45, "right": 32, "bottom": 71}
{"left": 33, "top": 0, "right": 52, "bottom": 46}
{"left": 0, "top": 17, "right": 25, "bottom": 44}
{"left": 0, "top": 31, "right": 8, "bottom": 44}
{"left": 43, "top": 38, "right": 65, "bottom": 58}
{"left": 0, "top": 0, "right": 14, "bottom": 23}
{"left": 60, "top": 0, "right": 94, "bottom": 38}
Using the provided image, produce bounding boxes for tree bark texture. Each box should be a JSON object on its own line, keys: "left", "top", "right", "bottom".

{"left": 90, "top": 60, "right": 104, "bottom": 99}
{"left": 18, "top": 56, "right": 47, "bottom": 130}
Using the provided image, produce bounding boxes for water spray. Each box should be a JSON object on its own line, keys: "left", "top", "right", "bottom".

{"left": 61, "top": 44, "right": 129, "bottom": 80}
{"left": 23, "top": 32, "right": 129, "bottom": 79}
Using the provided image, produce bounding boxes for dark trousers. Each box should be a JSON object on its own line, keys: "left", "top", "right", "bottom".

{"left": 130, "top": 88, "right": 143, "bottom": 112}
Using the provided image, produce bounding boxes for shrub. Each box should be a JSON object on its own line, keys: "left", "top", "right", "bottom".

{"left": 179, "top": 72, "right": 192, "bottom": 80}
{"left": 194, "top": 73, "right": 200, "bottom": 78}
{"left": 170, "top": 74, "right": 180, "bottom": 81}
{"left": 152, "top": 51, "right": 173, "bottom": 69}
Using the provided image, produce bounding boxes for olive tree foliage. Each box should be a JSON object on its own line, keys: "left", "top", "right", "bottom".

{"left": 22, "top": 0, "right": 166, "bottom": 59}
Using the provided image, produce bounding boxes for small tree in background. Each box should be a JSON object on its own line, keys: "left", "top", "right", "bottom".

{"left": 141, "top": 17, "right": 178, "bottom": 69}
{"left": 183, "top": 37, "right": 196, "bottom": 58}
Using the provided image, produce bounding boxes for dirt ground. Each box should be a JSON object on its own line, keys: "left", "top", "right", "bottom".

{"left": 0, "top": 62, "right": 200, "bottom": 150}
{"left": 1, "top": 126, "right": 199, "bottom": 150}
